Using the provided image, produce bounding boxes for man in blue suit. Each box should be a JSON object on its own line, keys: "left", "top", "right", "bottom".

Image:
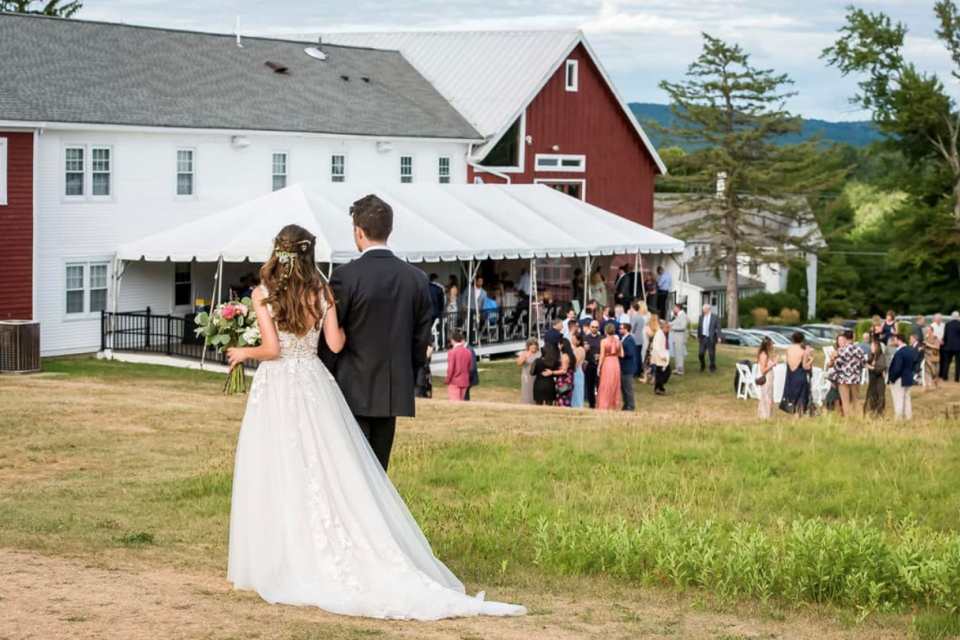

{"left": 887, "top": 332, "right": 919, "bottom": 420}
{"left": 619, "top": 323, "right": 639, "bottom": 411}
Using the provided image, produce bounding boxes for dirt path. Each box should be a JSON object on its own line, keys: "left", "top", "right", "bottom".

{"left": 0, "top": 549, "right": 905, "bottom": 640}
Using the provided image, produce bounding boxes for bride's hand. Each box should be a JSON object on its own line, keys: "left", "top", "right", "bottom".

{"left": 226, "top": 347, "right": 247, "bottom": 369}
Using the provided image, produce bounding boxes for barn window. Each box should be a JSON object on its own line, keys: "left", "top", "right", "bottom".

{"left": 478, "top": 116, "right": 522, "bottom": 169}
{"left": 65, "top": 146, "right": 85, "bottom": 196}
{"left": 565, "top": 59, "right": 579, "bottom": 92}
{"left": 0, "top": 137, "right": 7, "bottom": 206}
{"left": 400, "top": 156, "right": 413, "bottom": 183}
{"left": 331, "top": 154, "right": 346, "bottom": 182}
{"left": 272, "top": 152, "right": 288, "bottom": 191}
{"left": 176, "top": 149, "right": 195, "bottom": 196}
{"left": 535, "top": 154, "right": 585, "bottom": 172}
{"left": 438, "top": 156, "right": 451, "bottom": 183}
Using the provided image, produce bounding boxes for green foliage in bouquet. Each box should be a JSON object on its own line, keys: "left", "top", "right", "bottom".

{"left": 193, "top": 297, "right": 260, "bottom": 394}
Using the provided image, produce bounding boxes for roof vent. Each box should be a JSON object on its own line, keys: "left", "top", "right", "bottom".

{"left": 304, "top": 46, "right": 327, "bottom": 61}
{"left": 340, "top": 75, "right": 350, "bottom": 82}
{"left": 361, "top": 76, "right": 370, "bottom": 83}
{"left": 265, "top": 61, "right": 289, "bottom": 74}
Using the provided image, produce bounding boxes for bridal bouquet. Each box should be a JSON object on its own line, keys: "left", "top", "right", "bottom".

{"left": 194, "top": 298, "right": 261, "bottom": 394}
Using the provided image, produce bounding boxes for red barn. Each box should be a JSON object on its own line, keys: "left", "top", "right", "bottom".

{"left": 322, "top": 31, "right": 666, "bottom": 227}
{"left": 0, "top": 130, "right": 34, "bottom": 320}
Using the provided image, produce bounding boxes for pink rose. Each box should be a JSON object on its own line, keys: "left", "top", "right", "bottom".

{"left": 221, "top": 305, "right": 237, "bottom": 320}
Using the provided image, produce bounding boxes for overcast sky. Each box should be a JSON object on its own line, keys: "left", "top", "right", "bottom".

{"left": 79, "top": 0, "right": 958, "bottom": 121}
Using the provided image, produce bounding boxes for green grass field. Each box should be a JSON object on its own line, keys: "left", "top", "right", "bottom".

{"left": 2, "top": 347, "right": 959, "bottom": 639}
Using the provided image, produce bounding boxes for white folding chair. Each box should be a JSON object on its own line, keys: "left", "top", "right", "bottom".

{"left": 822, "top": 346, "right": 835, "bottom": 367}
{"left": 736, "top": 362, "right": 759, "bottom": 400}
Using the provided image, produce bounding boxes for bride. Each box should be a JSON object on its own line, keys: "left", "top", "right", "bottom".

{"left": 223, "top": 224, "right": 525, "bottom": 620}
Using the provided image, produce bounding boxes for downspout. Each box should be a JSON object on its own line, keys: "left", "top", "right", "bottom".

{"left": 466, "top": 143, "right": 511, "bottom": 184}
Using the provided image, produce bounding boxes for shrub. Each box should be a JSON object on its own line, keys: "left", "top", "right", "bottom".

{"left": 740, "top": 292, "right": 805, "bottom": 319}
{"left": 751, "top": 308, "right": 770, "bottom": 326}
{"left": 780, "top": 308, "right": 801, "bottom": 325}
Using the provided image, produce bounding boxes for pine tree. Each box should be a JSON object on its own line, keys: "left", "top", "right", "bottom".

{"left": 659, "top": 34, "right": 845, "bottom": 327}
{"left": 0, "top": 0, "right": 82, "bottom": 17}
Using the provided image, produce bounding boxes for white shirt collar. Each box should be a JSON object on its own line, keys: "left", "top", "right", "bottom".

{"left": 360, "top": 244, "right": 392, "bottom": 257}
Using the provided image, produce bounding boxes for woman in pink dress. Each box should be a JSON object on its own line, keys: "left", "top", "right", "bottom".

{"left": 596, "top": 322, "right": 623, "bottom": 410}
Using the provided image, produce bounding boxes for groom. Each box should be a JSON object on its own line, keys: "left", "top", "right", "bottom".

{"left": 322, "top": 194, "right": 434, "bottom": 472}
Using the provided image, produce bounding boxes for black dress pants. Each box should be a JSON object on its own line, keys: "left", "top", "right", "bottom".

{"left": 584, "top": 362, "right": 599, "bottom": 408}
{"left": 356, "top": 416, "right": 397, "bottom": 472}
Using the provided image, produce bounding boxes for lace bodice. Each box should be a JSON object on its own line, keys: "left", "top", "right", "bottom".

{"left": 277, "top": 328, "right": 321, "bottom": 360}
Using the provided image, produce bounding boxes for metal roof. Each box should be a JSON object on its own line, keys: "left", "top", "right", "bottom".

{"left": 0, "top": 13, "right": 480, "bottom": 140}
{"left": 317, "top": 30, "right": 666, "bottom": 173}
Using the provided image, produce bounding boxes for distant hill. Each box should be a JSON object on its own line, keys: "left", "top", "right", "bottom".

{"left": 630, "top": 103, "right": 883, "bottom": 150}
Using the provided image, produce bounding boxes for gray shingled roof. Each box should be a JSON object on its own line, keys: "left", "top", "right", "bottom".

{"left": 0, "top": 13, "right": 480, "bottom": 140}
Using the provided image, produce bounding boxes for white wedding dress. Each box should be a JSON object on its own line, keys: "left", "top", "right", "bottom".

{"left": 227, "top": 297, "right": 525, "bottom": 620}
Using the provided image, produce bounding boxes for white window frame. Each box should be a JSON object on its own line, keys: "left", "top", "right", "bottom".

{"left": 90, "top": 145, "right": 112, "bottom": 199}
{"left": 330, "top": 153, "right": 346, "bottom": 183}
{"left": 0, "top": 137, "right": 7, "bottom": 206}
{"left": 63, "top": 144, "right": 86, "bottom": 200}
{"left": 565, "top": 59, "right": 579, "bottom": 92}
{"left": 534, "top": 178, "right": 587, "bottom": 201}
{"left": 438, "top": 156, "right": 451, "bottom": 184}
{"left": 271, "top": 151, "right": 288, "bottom": 191}
{"left": 534, "top": 153, "right": 586, "bottom": 173}
{"left": 175, "top": 148, "right": 196, "bottom": 198}
{"left": 400, "top": 155, "right": 414, "bottom": 183}
{"left": 63, "top": 258, "right": 111, "bottom": 319}
{"left": 474, "top": 113, "right": 526, "bottom": 174}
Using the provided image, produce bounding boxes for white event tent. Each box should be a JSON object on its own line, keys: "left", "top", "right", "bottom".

{"left": 114, "top": 182, "right": 684, "bottom": 344}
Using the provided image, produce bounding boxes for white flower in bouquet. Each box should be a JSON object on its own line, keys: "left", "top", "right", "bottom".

{"left": 193, "top": 297, "right": 262, "bottom": 394}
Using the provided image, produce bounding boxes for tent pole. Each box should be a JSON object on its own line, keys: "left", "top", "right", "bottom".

{"left": 638, "top": 253, "right": 646, "bottom": 303}
{"left": 201, "top": 256, "right": 224, "bottom": 370}
{"left": 465, "top": 258, "right": 474, "bottom": 346}
{"left": 527, "top": 258, "right": 535, "bottom": 339}
{"left": 110, "top": 256, "right": 124, "bottom": 351}
{"left": 532, "top": 258, "right": 540, "bottom": 342}
{"left": 583, "top": 256, "right": 591, "bottom": 313}
{"left": 633, "top": 251, "right": 639, "bottom": 299}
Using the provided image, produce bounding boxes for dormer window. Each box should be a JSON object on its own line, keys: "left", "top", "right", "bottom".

{"left": 565, "top": 59, "right": 578, "bottom": 92}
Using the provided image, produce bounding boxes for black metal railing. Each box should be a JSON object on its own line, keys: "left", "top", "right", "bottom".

{"left": 433, "top": 303, "right": 565, "bottom": 349}
{"left": 101, "top": 308, "right": 231, "bottom": 366}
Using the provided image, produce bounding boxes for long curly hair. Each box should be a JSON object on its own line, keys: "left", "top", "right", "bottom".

{"left": 259, "top": 224, "right": 331, "bottom": 336}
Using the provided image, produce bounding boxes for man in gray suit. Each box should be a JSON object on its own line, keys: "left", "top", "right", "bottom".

{"left": 698, "top": 303, "right": 720, "bottom": 373}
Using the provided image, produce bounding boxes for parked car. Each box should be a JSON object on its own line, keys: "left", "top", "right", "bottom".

{"left": 720, "top": 329, "right": 762, "bottom": 347}
{"left": 741, "top": 329, "right": 792, "bottom": 348}
{"left": 756, "top": 325, "right": 832, "bottom": 347}
{"left": 802, "top": 323, "right": 846, "bottom": 340}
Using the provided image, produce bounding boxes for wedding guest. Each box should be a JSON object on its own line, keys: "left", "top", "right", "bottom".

{"left": 579, "top": 299, "right": 597, "bottom": 327}
{"left": 445, "top": 284, "right": 460, "bottom": 331}
{"left": 643, "top": 272, "right": 657, "bottom": 312}
{"left": 931, "top": 312, "right": 946, "bottom": 344}
{"left": 600, "top": 306, "right": 619, "bottom": 335}
{"left": 582, "top": 319, "right": 602, "bottom": 408}
{"left": 428, "top": 273, "right": 446, "bottom": 323}
{"left": 781, "top": 332, "right": 814, "bottom": 417}
{"left": 630, "top": 301, "right": 649, "bottom": 381}
{"left": 858, "top": 332, "right": 872, "bottom": 356}
{"left": 615, "top": 303, "right": 630, "bottom": 325}
{"left": 863, "top": 334, "right": 887, "bottom": 417}
{"left": 912, "top": 315, "right": 927, "bottom": 345}
{"left": 571, "top": 333, "right": 586, "bottom": 409}
{"left": 880, "top": 310, "right": 897, "bottom": 345}
{"left": 562, "top": 309, "right": 578, "bottom": 339}
{"left": 698, "top": 303, "right": 720, "bottom": 373}
{"left": 517, "top": 268, "right": 531, "bottom": 297}
{"left": 755, "top": 337, "right": 778, "bottom": 419}
{"left": 887, "top": 333, "right": 919, "bottom": 420}
{"left": 649, "top": 314, "right": 671, "bottom": 395}
{"left": 590, "top": 271, "right": 608, "bottom": 308}
{"left": 596, "top": 323, "right": 623, "bottom": 410}
{"left": 554, "top": 352, "right": 575, "bottom": 408}
{"left": 669, "top": 302, "right": 688, "bottom": 375}
{"left": 655, "top": 265, "right": 672, "bottom": 319}
{"left": 870, "top": 314, "right": 883, "bottom": 341}
{"left": 533, "top": 340, "right": 560, "bottom": 406}
{"left": 618, "top": 322, "right": 639, "bottom": 410}
{"left": 833, "top": 330, "right": 865, "bottom": 418}
{"left": 614, "top": 264, "right": 636, "bottom": 308}
{"left": 909, "top": 333, "right": 925, "bottom": 385}
{"left": 923, "top": 325, "right": 941, "bottom": 390}
{"left": 465, "top": 344, "right": 479, "bottom": 401}
{"left": 566, "top": 319, "right": 580, "bottom": 345}
{"left": 444, "top": 331, "right": 472, "bottom": 402}
{"left": 643, "top": 313, "right": 657, "bottom": 383}
{"left": 516, "top": 338, "right": 540, "bottom": 405}
{"left": 942, "top": 311, "right": 960, "bottom": 382}
{"left": 572, "top": 268, "right": 584, "bottom": 306}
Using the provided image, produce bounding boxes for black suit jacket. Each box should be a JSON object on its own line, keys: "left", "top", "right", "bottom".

{"left": 322, "top": 249, "right": 433, "bottom": 418}
{"left": 944, "top": 319, "right": 960, "bottom": 351}
{"left": 698, "top": 313, "right": 720, "bottom": 344}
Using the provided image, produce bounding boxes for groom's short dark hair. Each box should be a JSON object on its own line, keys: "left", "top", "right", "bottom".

{"left": 350, "top": 194, "right": 393, "bottom": 242}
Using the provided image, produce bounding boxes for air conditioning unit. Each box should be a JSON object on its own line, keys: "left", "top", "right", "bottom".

{"left": 0, "top": 320, "right": 40, "bottom": 374}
